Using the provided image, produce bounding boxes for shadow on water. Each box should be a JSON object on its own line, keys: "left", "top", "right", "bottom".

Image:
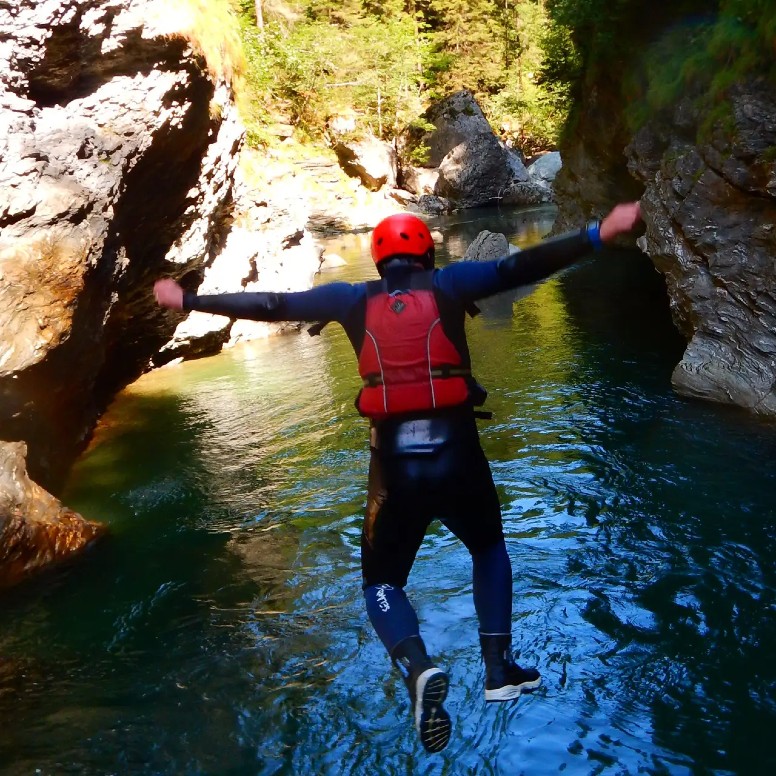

{"left": 551, "top": 250, "right": 776, "bottom": 772}
{"left": 4, "top": 208, "right": 776, "bottom": 774}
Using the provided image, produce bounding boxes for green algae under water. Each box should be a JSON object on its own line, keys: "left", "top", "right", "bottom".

{"left": 3, "top": 206, "right": 776, "bottom": 775}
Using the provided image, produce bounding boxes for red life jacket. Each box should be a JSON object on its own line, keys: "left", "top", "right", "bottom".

{"left": 356, "top": 272, "right": 474, "bottom": 419}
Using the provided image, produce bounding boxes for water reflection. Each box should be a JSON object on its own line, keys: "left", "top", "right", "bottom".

{"left": 3, "top": 206, "right": 776, "bottom": 774}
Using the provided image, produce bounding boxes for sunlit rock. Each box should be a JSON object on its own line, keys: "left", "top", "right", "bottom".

{"left": 333, "top": 137, "right": 398, "bottom": 192}
{"left": 0, "top": 0, "right": 243, "bottom": 491}
{"left": 400, "top": 166, "right": 438, "bottom": 196}
{"left": 318, "top": 252, "right": 347, "bottom": 271}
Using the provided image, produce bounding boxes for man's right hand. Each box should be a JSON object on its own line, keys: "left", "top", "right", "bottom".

{"left": 154, "top": 278, "right": 184, "bottom": 310}
{"left": 599, "top": 201, "right": 642, "bottom": 243}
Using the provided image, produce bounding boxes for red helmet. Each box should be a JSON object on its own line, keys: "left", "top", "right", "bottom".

{"left": 371, "top": 214, "right": 435, "bottom": 269}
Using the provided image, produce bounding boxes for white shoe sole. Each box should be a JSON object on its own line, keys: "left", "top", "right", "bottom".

{"left": 485, "top": 675, "right": 542, "bottom": 702}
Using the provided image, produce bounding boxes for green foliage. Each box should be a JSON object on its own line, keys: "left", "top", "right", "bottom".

{"left": 231, "top": 0, "right": 568, "bottom": 153}
{"left": 482, "top": 0, "right": 571, "bottom": 153}
{"left": 543, "top": 0, "right": 776, "bottom": 144}
{"left": 235, "top": 3, "right": 434, "bottom": 143}
{"left": 405, "top": 117, "right": 436, "bottom": 164}
{"left": 191, "top": 0, "right": 776, "bottom": 161}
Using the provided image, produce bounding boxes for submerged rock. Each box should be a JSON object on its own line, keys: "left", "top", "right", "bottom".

{"left": 0, "top": 442, "right": 104, "bottom": 591}
{"left": 463, "top": 231, "right": 511, "bottom": 261}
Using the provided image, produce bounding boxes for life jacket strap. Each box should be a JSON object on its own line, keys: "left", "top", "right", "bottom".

{"left": 362, "top": 373, "right": 383, "bottom": 388}
{"left": 429, "top": 366, "right": 472, "bottom": 379}
{"left": 362, "top": 365, "right": 471, "bottom": 388}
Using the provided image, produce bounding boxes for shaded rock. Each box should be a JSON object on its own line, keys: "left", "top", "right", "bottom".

{"left": 462, "top": 230, "right": 529, "bottom": 321}
{"left": 413, "top": 194, "right": 453, "bottom": 215}
{"left": 500, "top": 180, "right": 555, "bottom": 206}
{"left": 463, "top": 231, "right": 510, "bottom": 261}
{"left": 552, "top": 86, "right": 643, "bottom": 232}
{"left": 627, "top": 80, "right": 776, "bottom": 415}
{"left": 435, "top": 130, "right": 529, "bottom": 208}
{"left": 0, "top": 441, "right": 104, "bottom": 591}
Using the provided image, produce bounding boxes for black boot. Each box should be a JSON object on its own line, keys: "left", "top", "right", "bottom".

{"left": 391, "top": 635, "right": 451, "bottom": 753}
{"left": 479, "top": 632, "right": 541, "bottom": 702}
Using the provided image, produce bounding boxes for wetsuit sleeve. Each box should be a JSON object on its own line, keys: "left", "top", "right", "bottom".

{"left": 182, "top": 281, "right": 363, "bottom": 323}
{"left": 436, "top": 225, "right": 601, "bottom": 303}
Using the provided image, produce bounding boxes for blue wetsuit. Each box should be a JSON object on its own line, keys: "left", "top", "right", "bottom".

{"left": 183, "top": 226, "right": 600, "bottom": 656}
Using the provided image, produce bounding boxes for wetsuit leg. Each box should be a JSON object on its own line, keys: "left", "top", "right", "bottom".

{"left": 361, "top": 446, "right": 431, "bottom": 589}
{"left": 364, "top": 584, "right": 420, "bottom": 653}
{"left": 428, "top": 426, "right": 512, "bottom": 634}
{"left": 432, "top": 422, "right": 504, "bottom": 554}
{"left": 472, "top": 540, "right": 513, "bottom": 634}
{"left": 361, "top": 446, "right": 431, "bottom": 653}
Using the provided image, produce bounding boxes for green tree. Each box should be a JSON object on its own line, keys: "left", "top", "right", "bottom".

{"left": 233, "top": 0, "right": 572, "bottom": 151}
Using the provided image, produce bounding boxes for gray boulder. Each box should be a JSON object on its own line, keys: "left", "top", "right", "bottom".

{"left": 528, "top": 151, "right": 563, "bottom": 185}
{"left": 400, "top": 90, "right": 530, "bottom": 209}
{"left": 413, "top": 194, "right": 454, "bottom": 215}
{"left": 463, "top": 231, "right": 511, "bottom": 261}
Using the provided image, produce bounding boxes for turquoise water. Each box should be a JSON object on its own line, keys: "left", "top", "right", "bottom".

{"left": 2, "top": 206, "right": 776, "bottom": 774}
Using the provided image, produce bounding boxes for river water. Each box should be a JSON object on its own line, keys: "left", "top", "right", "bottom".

{"left": 2, "top": 206, "right": 776, "bottom": 775}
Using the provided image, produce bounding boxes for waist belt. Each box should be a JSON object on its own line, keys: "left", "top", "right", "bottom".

{"left": 362, "top": 366, "right": 471, "bottom": 388}
{"left": 371, "top": 413, "right": 478, "bottom": 455}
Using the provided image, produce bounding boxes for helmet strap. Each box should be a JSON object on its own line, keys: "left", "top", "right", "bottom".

{"left": 377, "top": 256, "right": 426, "bottom": 277}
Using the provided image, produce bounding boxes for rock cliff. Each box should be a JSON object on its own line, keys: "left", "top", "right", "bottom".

{"left": 0, "top": 0, "right": 243, "bottom": 586}
{"left": 554, "top": 64, "right": 776, "bottom": 415}
{"left": 628, "top": 80, "right": 776, "bottom": 414}
{"left": 0, "top": 0, "right": 244, "bottom": 491}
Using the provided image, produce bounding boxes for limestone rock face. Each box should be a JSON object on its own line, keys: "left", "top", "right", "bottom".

{"left": 0, "top": 0, "right": 243, "bottom": 490}
{"left": 0, "top": 441, "right": 104, "bottom": 590}
{"left": 628, "top": 80, "right": 776, "bottom": 414}
{"left": 552, "top": 54, "right": 776, "bottom": 417}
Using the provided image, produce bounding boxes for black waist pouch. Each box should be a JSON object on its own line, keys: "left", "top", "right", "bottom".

{"left": 372, "top": 412, "right": 478, "bottom": 456}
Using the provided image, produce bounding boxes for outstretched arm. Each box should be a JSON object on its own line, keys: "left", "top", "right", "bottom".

{"left": 153, "top": 279, "right": 363, "bottom": 322}
{"left": 497, "top": 201, "right": 642, "bottom": 286}
{"left": 439, "top": 201, "right": 643, "bottom": 301}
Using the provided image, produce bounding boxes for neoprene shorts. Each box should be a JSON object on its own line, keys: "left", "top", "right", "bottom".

{"left": 361, "top": 411, "right": 504, "bottom": 588}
